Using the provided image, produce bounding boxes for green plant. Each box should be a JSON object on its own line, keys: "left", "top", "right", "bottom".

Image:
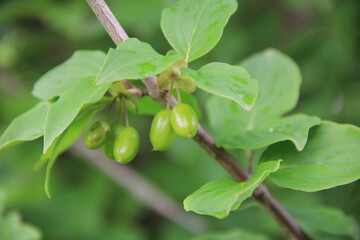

{"left": 170, "top": 103, "right": 199, "bottom": 139}
{"left": 114, "top": 126, "right": 140, "bottom": 164}
{"left": 150, "top": 109, "right": 176, "bottom": 151}
{"left": 103, "top": 123, "right": 124, "bottom": 159}
{"left": 84, "top": 121, "right": 111, "bottom": 150}
{"left": 0, "top": 0, "right": 359, "bottom": 239}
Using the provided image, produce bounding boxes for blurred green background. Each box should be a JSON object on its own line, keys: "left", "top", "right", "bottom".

{"left": 0, "top": 0, "right": 359, "bottom": 239}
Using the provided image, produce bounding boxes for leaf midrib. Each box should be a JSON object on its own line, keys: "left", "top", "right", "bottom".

{"left": 185, "top": 1, "right": 210, "bottom": 61}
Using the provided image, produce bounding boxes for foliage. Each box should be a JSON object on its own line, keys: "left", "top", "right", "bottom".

{"left": 161, "top": 0, "right": 237, "bottom": 62}
{"left": 184, "top": 161, "right": 280, "bottom": 218}
{"left": 206, "top": 49, "right": 321, "bottom": 151}
{"left": 0, "top": 211, "right": 42, "bottom": 240}
{"left": 0, "top": 191, "right": 42, "bottom": 240}
{"left": 261, "top": 121, "right": 360, "bottom": 192}
{"left": 0, "top": 0, "right": 359, "bottom": 239}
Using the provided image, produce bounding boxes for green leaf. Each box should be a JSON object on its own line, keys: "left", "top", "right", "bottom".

{"left": 161, "top": 0, "right": 237, "bottom": 62}
{"left": 95, "top": 38, "right": 183, "bottom": 84}
{"left": 0, "top": 101, "right": 50, "bottom": 151}
{"left": 0, "top": 211, "right": 42, "bottom": 240}
{"left": 126, "top": 96, "right": 163, "bottom": 116}
{"left": 261, "top": 121, "right": 360, "bottom": 192}
{"left": 44, "top": 102, "right": 108, "bottom": 198}
{"left": 191, "top": 228, "right": 270, "bottom": 240}
{"left": 214, "top": 113, "right": 321, "bottom": 151}
{"left": 206, "top": 49, "right": 318, "bottom": 150}
{"left": 35, "top": 98, "right": 111, "bottom": 171}
{"left": 182, "top": 63, "right": 258, "bottom": 111}
{"left": 43, "top": 76, "right": 110, "bottom": 153}
{"left": 242, "top": 49, "right": 301, "bottom": 120}
{"left": 287, "top": 204, "right": 359, "bottom": 239}
{"left": 184, "top": 160, "right": 280, "bottom": 219}
{"left": 32, "top": 50, "right": 106, "bottom": 99}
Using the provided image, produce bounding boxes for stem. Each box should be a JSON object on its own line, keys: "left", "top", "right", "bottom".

{"left": 175, "top": 82, "right": 181, "bottom": 104}
{"left": 117, "top": 98, "right": 122, "bottom": 125}
{"left": 85, "top": 0, "right": 128, "bottom": 45}
{"left": 166, "top": 81, "right": 175, "bottom": 110}
{"left": 194, "top": 126, "right": 310, "bottom": 239}
{"left": 122, "top": 99, "right": 129, "bottom": 127}
{"left": 86, "top": 1, "right": 311, "bottom": 239}
{"left": 105, "top": 97, "right": 117, "bottom": 121}
{"left": 247, "top": 150, "right": 255, "bottom": 174}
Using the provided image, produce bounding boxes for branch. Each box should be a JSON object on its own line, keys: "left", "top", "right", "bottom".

{"left": 70, "top": 141, "right": 207, "bottom": 234}
{"left": 86, "top": 0, "right": 128, "bottom": 44}
{"left": 86, "top": 0, "right": 162, "bottom": 99}
{"left": 85, "top": 0, "right": 311, "bottom": 239}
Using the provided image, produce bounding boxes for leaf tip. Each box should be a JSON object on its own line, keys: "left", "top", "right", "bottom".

{"left": 214, "top": 213, "right": 227, "bottom": 219}
{"left": 236, "top": 100, "right": 254, "bottom": 112}
{"left": 276, "top": 159, "right": 282, "bottom": 167}
{"left": 43, "top": 139, "right": 53, "bottom": 154}
{"left": 243, "top": 104, "right": 253, "bottom": 112}
{"left": 45, "top": 184, "right": 52, "bottom": 199}
{"left": 183, "top": 196, "right": 190, "bottom": 211}
{"left": 42, "top": 143, "right": 50, "bottom": 154}
{"left": 294, "top": 142, "right": 305, "bottom": 151}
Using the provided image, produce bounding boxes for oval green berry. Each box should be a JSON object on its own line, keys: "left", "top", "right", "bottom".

{"left": 103, "top": 123, "right": 124, "bottom": 160}
{"left": 150, "top": 110, "right": 176, "bottom": 151}
{"left": 170, "top": 103, "right": 198, "bottom": 139}
{"left": 84, "top": 121, "right": 110, "bottom": 150}
{"left": 113, "top": 127, "right": 140, "bottom": 164}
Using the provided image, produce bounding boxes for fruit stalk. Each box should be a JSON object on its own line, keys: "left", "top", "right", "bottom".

{"left": 175, "top": 82, "right": 181, "bottom": 103}
{"left": 106, "top": 97, "right": 117, "bottom": 121}
{"left": 122, "top": 98, "right": 129, "bottom": 127}
{"left": 166, "top": 81, "right": 175, "bottom": 111}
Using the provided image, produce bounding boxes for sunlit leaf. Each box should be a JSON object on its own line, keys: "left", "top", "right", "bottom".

{"left": 44, "top": 104, "right": 106, "bottom": 198}
{"left": 161, "top": 0, "right": 237, "bottom": 62}
{"left": 184, "top": 160, "right": 280, "bottom": 218}
{"left": 182, "top": 62, "right": 258, "bottom": 111}
{"left": 0, "top": 101, "right": 49, "bottom": 150}
{"left": 34, "top": 98, "right": 111, "bottom": 171}
{"left": 95, "top": 38, "right": 183, "bottom": 84}
{"left": 32, "top": 50, "right": 106, "bottom": 99}
{"left": 43, "top": 77, "right": 110, "bottom": 153}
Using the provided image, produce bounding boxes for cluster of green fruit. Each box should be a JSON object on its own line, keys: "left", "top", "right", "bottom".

{"left": 150, "top": 103, "right": 198, "bottom": 150}
{"left": 84, "top": 102, "right": 198, "bottom": 164}
{"left": 84, "top": 121, "right": 139, "bottom": 164}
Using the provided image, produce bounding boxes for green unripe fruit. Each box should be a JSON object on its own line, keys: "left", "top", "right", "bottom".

{"left": 113, "top": 127, "right": 140, "bottom": 164}
{"left": 150, "top": 110, "right": 176, "bottom": 151}
{"left": 170, "top": 103, "right": 198, "bottom": 139}
{"left": 84, "top": 121, "right": 111, "bottom": 150}
{"left": 103, "top": 124, "right": 124, "bottom": 160}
